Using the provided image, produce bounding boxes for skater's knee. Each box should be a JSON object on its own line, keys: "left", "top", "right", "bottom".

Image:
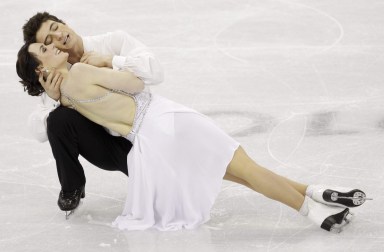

{"left": 227, "top": 146, "right": 254, "bottom": 178}
{"left": 47, "top": 107, "right": 80, "bottom": 135}
{"left": 227, "top": 146, "right": 270, "bottom": 180}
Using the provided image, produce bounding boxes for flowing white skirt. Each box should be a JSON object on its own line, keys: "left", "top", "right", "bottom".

{"left": 112, "top": 95, "right": 240, "bottom": 231}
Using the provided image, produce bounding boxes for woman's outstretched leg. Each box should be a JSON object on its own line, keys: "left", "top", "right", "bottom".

{"left": 225, "top": 146, "right": 305, "bottom": 211}
{"left": 224, "top": 146, "right": 354, "bottom": 232}
{"left": 224, "top": 167, "right": 308, "bottom": 197}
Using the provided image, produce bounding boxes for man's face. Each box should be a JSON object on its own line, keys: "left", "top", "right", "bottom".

{"left": 35, "top": 20, "right": 79, "bottom": 52}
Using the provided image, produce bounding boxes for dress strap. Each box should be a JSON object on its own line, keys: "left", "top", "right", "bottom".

{"left": 60, "top": 89, "right": 118, "bottom": 110}
{"left": 61, "top": 92, "right": 77, "bottom": 110}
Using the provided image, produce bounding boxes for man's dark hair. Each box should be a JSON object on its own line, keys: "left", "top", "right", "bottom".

{"left": 22, "top": 12, "right": 65, "bottom": 43}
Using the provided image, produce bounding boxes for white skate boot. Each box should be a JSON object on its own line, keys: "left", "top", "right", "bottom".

{"left": 306, "top": 185, "right": 371, "bottom": 208}
{"left": 300, "top": 196, "right": 354, "bottom": 233}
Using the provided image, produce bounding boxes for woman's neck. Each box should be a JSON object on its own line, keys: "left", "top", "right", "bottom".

{"left": 55, "top": 66, "right": 69, "bottom": 79}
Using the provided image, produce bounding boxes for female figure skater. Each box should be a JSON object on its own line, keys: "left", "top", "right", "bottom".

{"left": 16, "top": 42, "right": 369, "bottom": 233}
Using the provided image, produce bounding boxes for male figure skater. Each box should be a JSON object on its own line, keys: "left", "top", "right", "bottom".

{"left": 22, "top": 12, "right": 164, "bottom": 217}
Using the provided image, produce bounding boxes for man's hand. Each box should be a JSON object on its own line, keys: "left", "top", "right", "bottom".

{"left": 80, "top": 51, "right": 113, "bottom": 68}
{"left": 39, "top": 69, "right": 63, "bottom": 101}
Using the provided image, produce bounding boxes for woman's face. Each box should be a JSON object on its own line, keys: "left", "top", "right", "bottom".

{"left": 28, "top": 43, "right": 68, "bottom": 70}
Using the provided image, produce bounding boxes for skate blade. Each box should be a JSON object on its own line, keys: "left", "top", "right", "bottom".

{"left": 64, "top": 201, "right": 83, "bottom": 220}
{"left": 326, "top": 190, "right": 372, "bottom": 207}
{"left": 344, "top": 211, "right": 355, "bottom": 224}
{"left": 65, "top": 210, "right": 74, "bottom": 220}
{"left": 329, "top": 212, "right": 354, "bottom": 233}
{"left": 336, "top": 196, "right": 373, "bottom": 202}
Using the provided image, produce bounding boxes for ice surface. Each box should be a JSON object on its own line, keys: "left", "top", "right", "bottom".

{"left": 1, "top": 0, "right": 383, "bottom": 251}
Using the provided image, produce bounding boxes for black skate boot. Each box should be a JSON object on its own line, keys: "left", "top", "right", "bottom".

{"left": 300, "top": 196, "right": 354, "bottom": 233}
{"left": 57, "top": 185, "right": 85, "bottom": 219}
{"left": 306, "top": 185, "right": 372, "bottom": 208}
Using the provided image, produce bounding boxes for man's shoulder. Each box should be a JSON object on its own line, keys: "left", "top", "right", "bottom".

{"left": 83, "top": 30, "right": 129, "bottom": 51}
{"left": 84, "top": 30, "right": 128, "bottom": 40}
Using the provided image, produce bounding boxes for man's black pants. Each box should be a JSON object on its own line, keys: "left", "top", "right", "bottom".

{"left": 47, "top": 106, "right": 132, "bottom": 191}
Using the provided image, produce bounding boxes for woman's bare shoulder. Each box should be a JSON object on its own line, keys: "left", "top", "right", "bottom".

{"left": 62, "top": 63, "right": 93, "bottom": 94}
{"left": 69, "top": 63, "right": 110, "bottom": 84}
{"left": 69, "top": 62, "right": 94, "bottom": 75}
{"left": 68, "top": 63, "right": 98, "bottom": 86}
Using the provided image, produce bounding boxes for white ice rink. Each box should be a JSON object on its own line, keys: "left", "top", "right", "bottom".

{"left": 1, "top": 0, "right": 384, "bottom": 251}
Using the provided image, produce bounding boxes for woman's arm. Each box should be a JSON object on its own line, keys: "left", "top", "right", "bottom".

{"left": 70, "top": 63, "right": 145, "bottom": 94}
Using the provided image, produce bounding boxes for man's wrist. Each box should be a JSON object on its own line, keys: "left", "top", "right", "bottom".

{"left": 44, "top": 94, "right": 61, "bottom": 110}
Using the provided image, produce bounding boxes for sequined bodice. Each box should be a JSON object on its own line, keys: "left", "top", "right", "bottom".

{"left": 125, "top": 91, "right": 152, "bottom": 142}
{"left": 62, "top": 89, "right": 152, "bottom": 142}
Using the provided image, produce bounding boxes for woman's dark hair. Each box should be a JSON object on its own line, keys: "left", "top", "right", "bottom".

{"left": 16, "top": 43, "right": 44, "bottom": 96}
{"left": 23, "top": 12, "right": 65, "bottom": 43}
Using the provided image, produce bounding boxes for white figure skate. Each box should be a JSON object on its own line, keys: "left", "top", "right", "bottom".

{"left": 306, "top": 185, "right": 372, "bottom": 208}
{"left": 302, "top": 197, "right": 354, "bottom": 233}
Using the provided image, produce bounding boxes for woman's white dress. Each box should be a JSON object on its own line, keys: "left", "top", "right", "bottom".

{"left": 112, "top": 93, "right": 239, "bottom": 231}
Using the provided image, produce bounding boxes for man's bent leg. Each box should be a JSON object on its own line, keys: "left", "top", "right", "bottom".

{"left": 47, "top": 106, "right": 132, "bottom": 192}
